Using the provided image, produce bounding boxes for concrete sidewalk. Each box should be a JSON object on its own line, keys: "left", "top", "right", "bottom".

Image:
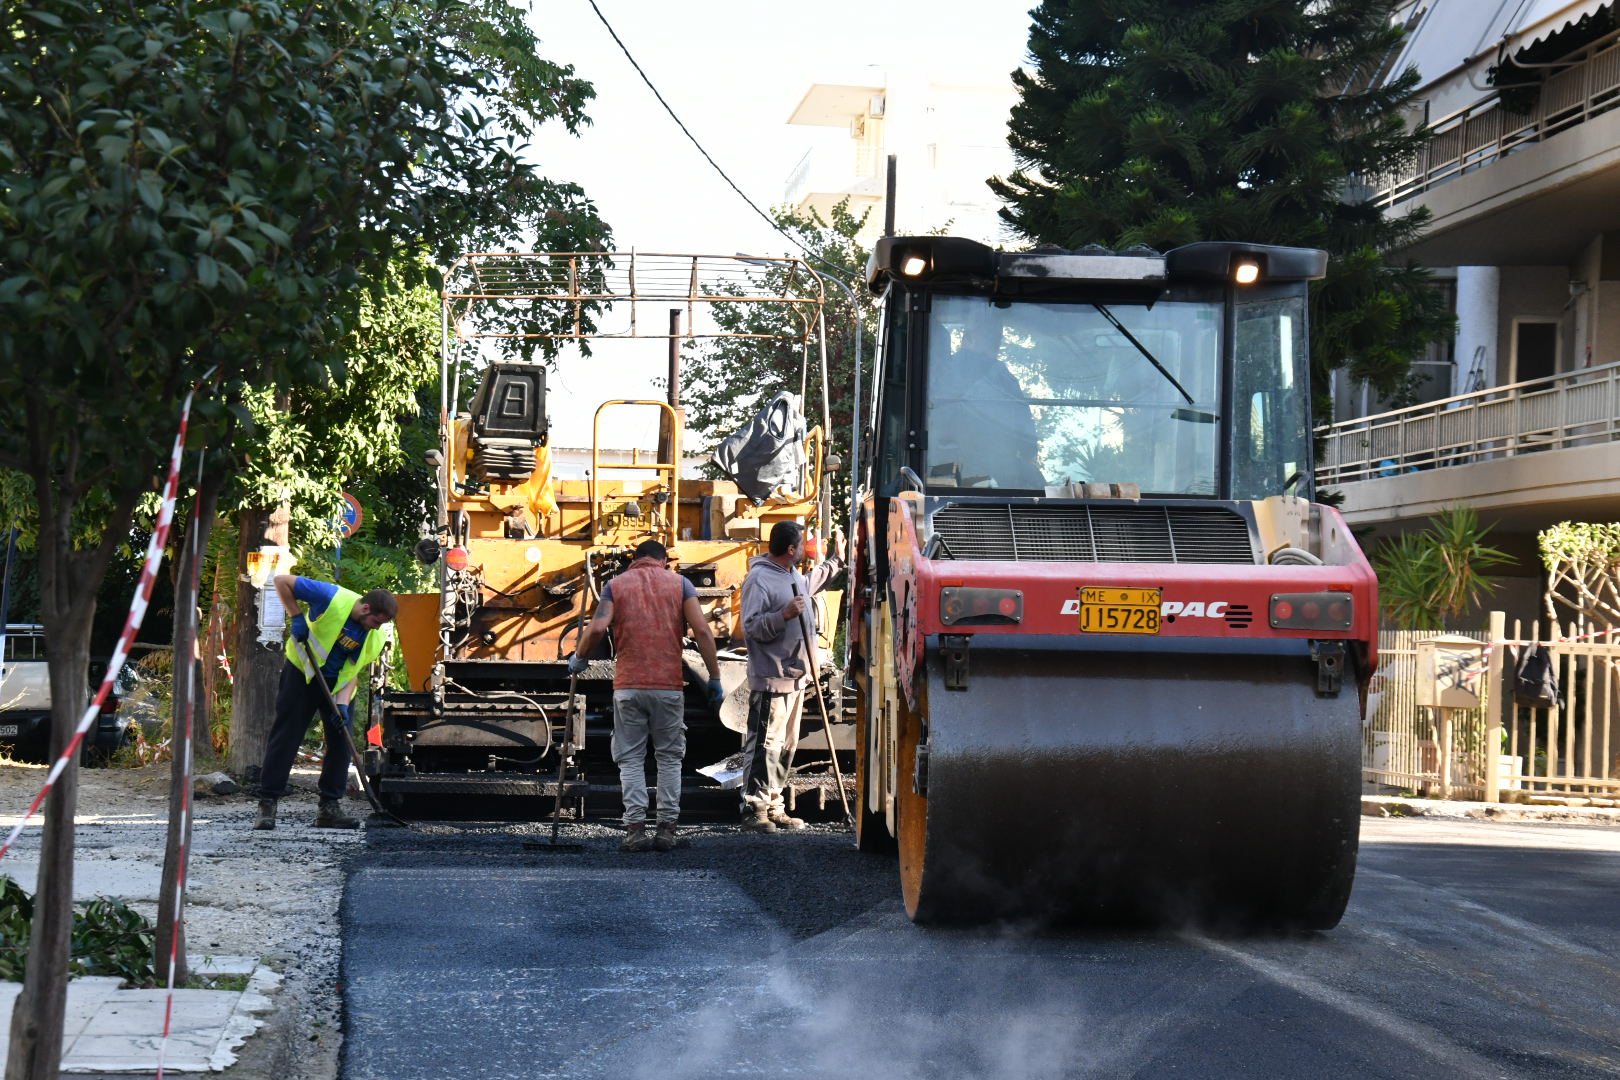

{"left": 0, "top": 957, "right": 279, "bottom": 1074}
{"left": 1363, "top": 793, "right": 1620, "bottom": 826}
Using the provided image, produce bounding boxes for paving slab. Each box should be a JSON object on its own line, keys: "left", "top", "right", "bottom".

{"left": 0, "top": 959, "right": 280, "bottom": 1073}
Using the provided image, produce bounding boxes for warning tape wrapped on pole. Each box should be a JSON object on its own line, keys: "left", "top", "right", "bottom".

{"left": 0, "top": 380, "right": 202, "bottom": 863}
{"left": 156, "top": 453, "right": 207, "bottom": 1080}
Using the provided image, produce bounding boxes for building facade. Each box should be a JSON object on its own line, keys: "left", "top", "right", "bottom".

{"left": 783, "top": 69, "right": 1017, "bottom": 245}
{"left": 1321, "top": 0, "right": 1620, "bottom": 625}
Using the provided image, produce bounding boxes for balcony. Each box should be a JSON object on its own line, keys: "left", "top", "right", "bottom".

{"left": 782, "top": 144, "right": 882, "bottom": 224}
{"left": 1378, "top": 34, "right": 1620, "bottom": 210}
{"left": 1316, "top": 362, "right": 1620, "bottom": 529}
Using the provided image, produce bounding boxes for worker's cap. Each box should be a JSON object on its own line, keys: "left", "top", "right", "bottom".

{"left": 633, "top": 539, "right": 668, "bottom": 562}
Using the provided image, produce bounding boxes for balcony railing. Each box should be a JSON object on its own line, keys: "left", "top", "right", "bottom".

{"left": 1376, "top": 33, "right": 1620, "bottom": 208}
{"left": 1316, "top": 361, "right": 1620, "bottom": 484}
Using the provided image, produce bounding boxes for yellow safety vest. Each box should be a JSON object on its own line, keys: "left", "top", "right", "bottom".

{"left": 284, "top": 586, "right": 388, "bottom": 699}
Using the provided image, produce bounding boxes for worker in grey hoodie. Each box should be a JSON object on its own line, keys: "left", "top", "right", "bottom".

{"left": 738, "top": 520, "right": 843, "bottom": 832}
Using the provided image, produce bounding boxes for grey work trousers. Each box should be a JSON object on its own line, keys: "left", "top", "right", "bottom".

{"left": 611, "top": 688, "right": 686, "bottom": 825}
{"left": 740, "top": 688, "right": 804, "bottom": 813}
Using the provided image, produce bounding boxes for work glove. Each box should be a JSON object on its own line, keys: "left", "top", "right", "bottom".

{"left": 566, "top": 653, "right": 588, "bottom": 676}
{"left": 706, "top": 678, "right": 725, "bottom": 711}
{"left": 335, "top": 703, "right": 351, "bottom": 725}
{"left": 290, "top": 613, "right": 310, "bottom": 642}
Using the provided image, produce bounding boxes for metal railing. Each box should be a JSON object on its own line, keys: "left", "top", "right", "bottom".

{"left": 1376, "top": 33, "right": 1620, "bottom": 207}
{"left": 784, "top": 148, "right": 815, "bottom": 206}
{"left": 1316, "top": 361, "right": 1620, "bottom": 484}
{"left": 1363, "top": 614, "right": 1620, "bottom": 803}
{"left": 1365, "top": 627, "right": 1492, "bottom": 799}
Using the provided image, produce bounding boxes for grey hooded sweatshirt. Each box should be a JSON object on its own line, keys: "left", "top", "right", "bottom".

{"left": 739, "top": 553, "right": 843, "bottom": 692}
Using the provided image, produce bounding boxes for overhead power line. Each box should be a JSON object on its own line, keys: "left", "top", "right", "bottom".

{"left": 582, "top": 0, "right": 860, "bottom": 286}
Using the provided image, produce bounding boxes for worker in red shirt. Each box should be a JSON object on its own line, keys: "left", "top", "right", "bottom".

{"left": 572, "top": 539, "right": 724, "bottom": 852}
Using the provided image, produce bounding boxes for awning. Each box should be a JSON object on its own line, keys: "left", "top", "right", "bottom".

{"left": 1387, "top": 0, "right": 1617, "bottom": 87}
{"left": 1511, "top": 0, "right": 1615, "bottom": 53}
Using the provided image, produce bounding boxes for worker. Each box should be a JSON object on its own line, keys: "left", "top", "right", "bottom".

{"left": 927, "top": 316, "right": 1045, "bottom": 489}
{"left": 570, "top": 539, "right": 724, "bottom": 853}
{"left": 737, "top": 521, "right": 843, "bottom": 833}
{"left": 255, "top": 574, "right": 397, "bottom": 830}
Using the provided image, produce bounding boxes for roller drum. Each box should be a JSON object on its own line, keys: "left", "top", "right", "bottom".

{"left": 907, "top": 636, "right": 1360, "bottom": 929}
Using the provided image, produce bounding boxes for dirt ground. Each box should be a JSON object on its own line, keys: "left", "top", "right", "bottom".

{"left": 0, "top": 758, "right": 354, "bottom": 1079}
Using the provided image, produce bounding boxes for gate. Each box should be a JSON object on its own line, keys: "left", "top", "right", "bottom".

{"left": 1362, "top": 612, "right": 1620, "bottom": 804}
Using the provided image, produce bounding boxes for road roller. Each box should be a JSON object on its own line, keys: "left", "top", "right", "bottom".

{"left": 848, "top": 236, "right": 1376, "bottom": 928}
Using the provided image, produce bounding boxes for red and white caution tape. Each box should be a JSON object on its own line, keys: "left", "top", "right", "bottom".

{"left": 156, "top": 456, "right": 206, "bottom": 1080}
{"left": 0, "top": 382, "right": 200, "bottom": 861}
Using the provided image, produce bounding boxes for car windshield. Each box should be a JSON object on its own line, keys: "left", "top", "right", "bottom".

{"left": 924, "top": 295, "right": 1223, "bottom": 494}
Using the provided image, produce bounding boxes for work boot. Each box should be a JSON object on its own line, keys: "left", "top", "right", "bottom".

{"left": 652, "top": 822, "right": 680, "bottom": 852}
{"left": 739, "top": 806, "right": 777, "bottom": 834}
{"left": 767, "top": 808, "right": 806, "bottom": 831}
{"left": 620, "top": 822, "right": 653, "bottom": 853}
{"left": 313, "top": 798, "right": 361, "bottom": 829}
{"left": 253, "top": 799, "right": 277, "bottom": 831}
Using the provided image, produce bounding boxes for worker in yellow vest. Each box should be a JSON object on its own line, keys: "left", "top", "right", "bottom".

{"left": 254, "top": 574, "right": 396, "bottom": 830}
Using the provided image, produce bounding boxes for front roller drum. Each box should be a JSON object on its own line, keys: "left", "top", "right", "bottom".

{"left": 899, "top": 638, "right": 1361, "bottom": 930}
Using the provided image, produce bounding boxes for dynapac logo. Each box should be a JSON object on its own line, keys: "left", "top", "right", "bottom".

{"left": 1059, "top": 599, "right": 1230, "bottom": 618}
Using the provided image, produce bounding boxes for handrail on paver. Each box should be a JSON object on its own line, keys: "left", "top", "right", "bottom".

{"left": 1315, "top": 361, "right": 1620, "bottom": 484}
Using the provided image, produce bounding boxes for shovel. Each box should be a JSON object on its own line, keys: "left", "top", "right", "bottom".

{"left": 294, "top": 637, "right": 409, "bottom": 828}
{"left": 523, "top": 669, "right": 587, "bottom": 853}
{"left": 791, "top": 580, "right": 852, "bottom": 825}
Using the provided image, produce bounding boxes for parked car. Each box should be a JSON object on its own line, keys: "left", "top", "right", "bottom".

{"left": 1, "top": 624, "right": 133, "bottom": 765}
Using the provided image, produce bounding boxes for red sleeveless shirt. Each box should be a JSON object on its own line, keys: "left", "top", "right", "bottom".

{"left": 607, "top": 561, "right": 688, "bottom": 691}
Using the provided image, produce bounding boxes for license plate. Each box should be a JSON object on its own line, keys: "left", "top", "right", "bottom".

{"left": 0, "top": 724, "right": 18, "bottom": 738}
{"left": 1079, "top": 587, "right": 1161, "bottom": 635}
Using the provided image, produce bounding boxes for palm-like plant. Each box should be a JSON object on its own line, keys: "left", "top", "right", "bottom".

{"left": 1373, "top": 507, "right": 1512, "bottom": 630}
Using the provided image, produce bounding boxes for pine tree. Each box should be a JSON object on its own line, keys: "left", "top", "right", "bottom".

{"left": 992, "top": 0, "right": 1452, "bottom": 407}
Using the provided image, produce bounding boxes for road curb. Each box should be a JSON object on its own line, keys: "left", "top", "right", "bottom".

{"left": 1362, "top": 794, "right": 1620, "bottom": 826}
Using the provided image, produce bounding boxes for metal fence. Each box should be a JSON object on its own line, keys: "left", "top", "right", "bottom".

{"left": 1503, "top": 618, "right": 1620, "bottom": 801}
{"left": 1362, "top": 613, "right": 1620, "bottom": 804}
{"left": 1365, "top": 626, "right": 1492, "bottom": 799}
{"left": 1317, "top": 361, "right": 1620, "bottom": 485}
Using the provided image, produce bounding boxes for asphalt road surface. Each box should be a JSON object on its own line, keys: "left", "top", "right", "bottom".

{"left": 339, "top": 816, "right": 1620, "bottom": 1079}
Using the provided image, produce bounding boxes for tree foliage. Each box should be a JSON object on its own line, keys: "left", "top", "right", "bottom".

{"left": 680, "top": 201, "right": 878, "bottom": 523}
{"left": 1373, "top": 507, "right": 1511, "bottom": 631}
{"left": 1539, "top": 521, "right": 1620, "bottom": 629}
{"left": 0, "top": 0, "right": 610, "bottom": 1069}
{"left": 992, "top": 0, "right": 1453, "bottom": 409}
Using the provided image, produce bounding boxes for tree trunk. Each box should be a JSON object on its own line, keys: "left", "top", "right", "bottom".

{"left": 154, "top": 480, "right": 221, "bottom": 986}
{"left": 229, "top": 503, "right": 289, "bottom": 780}
{"left": 5, "top": 606, "right": 91, "bottom": 1080}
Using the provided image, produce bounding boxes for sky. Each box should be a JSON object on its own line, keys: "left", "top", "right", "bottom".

{"left": 513, "top": 0, "right": 1039, "bottom": 451}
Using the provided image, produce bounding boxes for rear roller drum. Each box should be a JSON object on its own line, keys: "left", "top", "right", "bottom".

{"left": 899, "top": 638, "right": 1361, "bottom": 930}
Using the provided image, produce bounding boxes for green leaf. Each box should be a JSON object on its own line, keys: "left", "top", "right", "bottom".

{"left": 223, "top": 235, "right": 255, "bottom": 264}
{"left": 136, "top": 176, "right": 163, "bottom": 213}
{"left": 256, "top": 221, "right": 291, "bottom": 246}
{"left": 196, "top": 254, "right": 219, "bottom": 289}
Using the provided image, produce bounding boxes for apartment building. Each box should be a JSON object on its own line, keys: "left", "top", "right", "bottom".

{"left": 783, "top": 69, "right": 1017, "bottom": 245}
{"left": 1320, "top": 0, "right": 1620, "bottom": 624}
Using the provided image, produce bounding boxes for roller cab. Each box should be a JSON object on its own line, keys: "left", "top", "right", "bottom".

{"left": 850, "top": 236, "right": 1376, "bottom": 928}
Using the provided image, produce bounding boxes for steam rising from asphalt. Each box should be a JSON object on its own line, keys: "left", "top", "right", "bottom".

{"left": 615, "top": 930, "right": 1095, "bottom": 1080}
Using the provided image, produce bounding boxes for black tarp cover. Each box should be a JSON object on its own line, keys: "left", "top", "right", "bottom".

{"left": 711, "top": 391, "right": 806, "bottom": 504}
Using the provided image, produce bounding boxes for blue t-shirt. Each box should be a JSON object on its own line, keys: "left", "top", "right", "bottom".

{"left": 292, "top": 577, "right": 370, "bottom": 682}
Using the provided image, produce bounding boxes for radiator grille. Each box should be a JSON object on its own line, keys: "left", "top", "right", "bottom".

{"left": 930, "top": 503, "right": 1257, "bottom": 564}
